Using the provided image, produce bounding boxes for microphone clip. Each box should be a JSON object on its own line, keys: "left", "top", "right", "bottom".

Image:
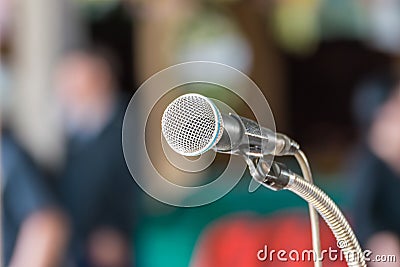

{"left": 245, "top": 156, "right": 293, "bottom": 191}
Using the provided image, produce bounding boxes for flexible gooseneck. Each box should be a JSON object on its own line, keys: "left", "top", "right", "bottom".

{"left": 254, "top": 160, "right": 367, "bottom": 267}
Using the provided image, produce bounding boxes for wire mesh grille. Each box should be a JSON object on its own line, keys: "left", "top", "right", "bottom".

{"left": 161, "top": 94, "right": 223, "bottom": 156}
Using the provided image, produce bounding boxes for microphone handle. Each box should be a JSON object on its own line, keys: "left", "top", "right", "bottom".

{"left": 215, "top": 113, "right": 299, "bottom": 156}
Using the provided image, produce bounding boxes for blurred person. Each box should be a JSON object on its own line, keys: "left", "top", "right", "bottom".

{"left": 53, "top": 48, "right": 137, "bottom": 267}
{"left": 2, "top": 128, "right": 69, "bottom": 267}
{"left": 2, "top": 18, "right": 69, "bottom": 262}
{"left": 369, "top": 87, "right": 400, "bottom": 174}
{"left": 352, "top": 82, "right": 400, "bottom": 267}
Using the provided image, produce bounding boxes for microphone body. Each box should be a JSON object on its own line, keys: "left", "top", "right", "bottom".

{"left": 161, "top": 93, "right": 298, "bottom": 157}
{"left": 215, "top": 113, "right": 298, "bottom": 157}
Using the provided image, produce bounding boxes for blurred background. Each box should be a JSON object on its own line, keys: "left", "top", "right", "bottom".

{"left": 2, "top": 0, "right": 400, "bottom": 266}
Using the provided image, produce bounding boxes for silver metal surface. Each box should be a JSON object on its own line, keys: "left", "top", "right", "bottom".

{"left": 161, "top": 93, "right": 223, "bottom": 156}
{"left": 287, "top": 174, "right": 366, "bottom": 267}
{"left": 295, "top": 150, "right": 322, "bottom": 267}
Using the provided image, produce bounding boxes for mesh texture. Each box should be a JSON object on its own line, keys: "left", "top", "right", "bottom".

{"left": 161, "top": 94, "right": 223, "bottom": 156}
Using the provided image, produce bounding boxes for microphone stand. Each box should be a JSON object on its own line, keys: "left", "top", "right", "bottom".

{"left": 294, "top": 150, "right": 322, "bottom": 267}
{"left": 246, "top": 157, "right": 367, "bottom": 267}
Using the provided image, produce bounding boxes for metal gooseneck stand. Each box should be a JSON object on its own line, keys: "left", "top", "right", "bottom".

{"left": 246, "top": 149, "right": 367, "bottom": 267}
{"left": 225, "top": 113, "right": 366, "bottom": 267}
{"left": 294, "top": 150, "right": 322, "bottom": 267}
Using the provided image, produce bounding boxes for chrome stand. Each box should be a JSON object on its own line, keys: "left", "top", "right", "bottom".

{"left": 247, "top": 158, "right": 366, "bottom": 267}
{"left": 294, "top": 150, "right": 322, "bottom": 267}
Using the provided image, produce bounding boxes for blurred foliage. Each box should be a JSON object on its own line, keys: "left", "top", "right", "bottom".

{"left": 174, "top": 7, "right": 252, "bottom": 73}
{"left": 272, "top": 0, "right": 321, "bottom": 55}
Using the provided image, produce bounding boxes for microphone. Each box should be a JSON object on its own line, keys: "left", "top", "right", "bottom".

{"left": 160, "top": 93, "right": 367, "bottom": 267}
{"left": 161, "top": 93, "right": 299, "bottom": 157}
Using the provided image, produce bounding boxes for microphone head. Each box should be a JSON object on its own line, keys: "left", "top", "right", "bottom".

{"left": 161, "top": 93, "right": 223, "bottom": 156}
